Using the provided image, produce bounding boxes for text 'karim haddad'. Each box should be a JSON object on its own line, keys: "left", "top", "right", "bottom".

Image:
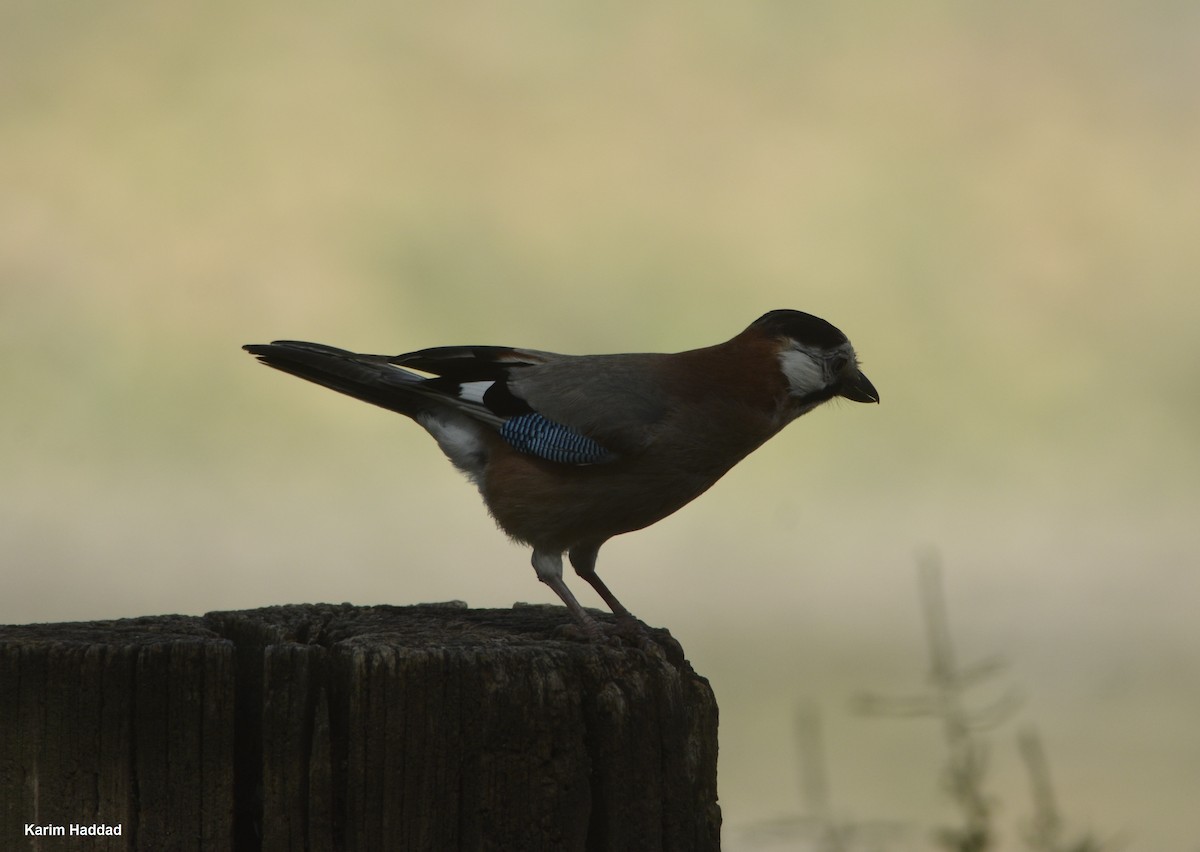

{"left": 26, "top": 823, "right": 122, "bottom": 836}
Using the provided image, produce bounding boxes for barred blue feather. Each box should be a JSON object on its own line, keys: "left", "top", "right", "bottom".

{"left": 500, "top": 413, "right": 616, "bottom": 465}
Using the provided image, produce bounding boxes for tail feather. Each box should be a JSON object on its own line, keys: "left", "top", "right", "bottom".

{"left": 243, "top": 341, "right": 426, "bottom": 418}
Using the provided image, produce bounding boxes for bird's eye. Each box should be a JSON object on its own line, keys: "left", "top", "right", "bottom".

{"left": 829, "top": 355, "right": 848, "bottom": 373}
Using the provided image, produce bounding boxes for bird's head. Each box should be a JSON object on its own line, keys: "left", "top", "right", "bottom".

{"left": 750, "top": 309, "right": 879, "bottom": 411}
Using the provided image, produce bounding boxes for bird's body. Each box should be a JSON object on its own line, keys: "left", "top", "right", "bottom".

{"left": 245, "top": 309, "right": 877, "bottom": 641}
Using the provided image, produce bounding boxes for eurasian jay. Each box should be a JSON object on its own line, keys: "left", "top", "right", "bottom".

{"left": 244, "top": 309, "right": 877, "bottom": 642}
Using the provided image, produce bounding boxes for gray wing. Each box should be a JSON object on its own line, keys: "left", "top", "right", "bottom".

{"left": 506, "top": 353, "right": 671, "bottom": 456}
{"left": 388, "top": 346, "right": 671, "bottom": 461}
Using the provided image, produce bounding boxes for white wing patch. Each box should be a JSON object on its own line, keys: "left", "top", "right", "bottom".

{"left": 458, "top": 380, "right": 494, "bottom": 405}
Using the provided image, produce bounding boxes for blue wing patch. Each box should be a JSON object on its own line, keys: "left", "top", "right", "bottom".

{"left": 500, "top": 413, "right": 616, "bottom": 465}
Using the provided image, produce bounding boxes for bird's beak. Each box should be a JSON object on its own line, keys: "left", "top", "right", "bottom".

{"left": 840, "top": 369, "right": 879, "bottom": 404}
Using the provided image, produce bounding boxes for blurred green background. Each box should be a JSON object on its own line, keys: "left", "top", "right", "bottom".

{"left": 3, "top": 2, "right": 1197, "bottom": 848}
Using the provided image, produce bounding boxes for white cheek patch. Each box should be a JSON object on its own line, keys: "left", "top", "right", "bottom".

{"left": 777, "top": 349, "right": 826, "bottom": 396}
{"left": 458, "top": 380, "right": 494, "bottom": 404}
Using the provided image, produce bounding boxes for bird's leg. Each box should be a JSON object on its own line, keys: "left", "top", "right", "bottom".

{"left": 568, "top": 543, "right": 650, "bottom": 645}
{"left": 531, "top": 550, "right": 607, "bottom": 642}
{"left": 567, "top": 543, "right": 631, "bottom": 618}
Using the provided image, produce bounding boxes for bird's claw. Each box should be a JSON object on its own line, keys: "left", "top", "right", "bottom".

{"left": 555, "top": 615, "right": 671, "bottom": 658}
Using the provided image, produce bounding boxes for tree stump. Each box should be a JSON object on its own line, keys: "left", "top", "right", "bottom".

{"left": 0, "top": 603, "right": 721, "bottom": 851}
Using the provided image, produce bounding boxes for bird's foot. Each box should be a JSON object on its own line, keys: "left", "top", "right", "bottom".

{"left": 607, "top": 614, "right": 657, "bottom": 651}
{"left": 555, "top": 613, "right": 679, "bottom": 660}
{"left": 554, "top": 618, "right": 620, "bottom": 647}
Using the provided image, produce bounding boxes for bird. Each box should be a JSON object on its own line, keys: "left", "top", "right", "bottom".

{"left": 244, "top": 309, "right": 878, "bottom": 643}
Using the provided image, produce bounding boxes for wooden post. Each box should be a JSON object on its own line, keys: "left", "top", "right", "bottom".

{"left": 1, "top": 603, "right": 721, "bottom": 851}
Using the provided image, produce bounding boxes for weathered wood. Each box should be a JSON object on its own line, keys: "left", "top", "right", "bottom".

{"left": 1, "top": 604, "right": 721, "bottom": 851}
{"left": 0, "top": 617, "right": 236, "bottom": 851}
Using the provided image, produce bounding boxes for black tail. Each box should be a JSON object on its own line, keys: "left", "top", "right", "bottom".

{"left": 243, "top": 341, "right": 427, "bottom": 418}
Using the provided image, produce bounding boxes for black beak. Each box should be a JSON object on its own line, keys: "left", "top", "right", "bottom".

{"left": 840, "top": 369, "right": 879, "bottom": 404}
